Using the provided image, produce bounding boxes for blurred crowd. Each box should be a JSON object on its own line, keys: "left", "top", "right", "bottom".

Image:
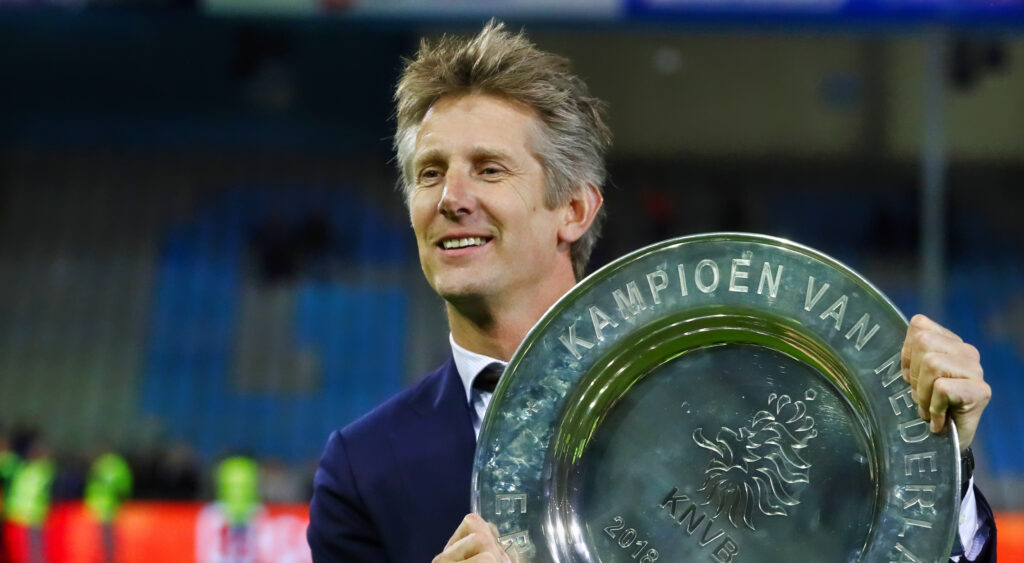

{"left": 0, "top": 423, "right": 313, "bottom": 563}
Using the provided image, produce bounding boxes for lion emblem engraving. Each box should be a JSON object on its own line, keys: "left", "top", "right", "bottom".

{"left": 692, "top": 389, "right": 819, "bottom": 531}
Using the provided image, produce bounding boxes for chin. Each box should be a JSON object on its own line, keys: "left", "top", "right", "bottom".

{"left": 436, "top": 285, "right": 486, "bottom": 303}
{"left": 432, "top": 277, "right": 493, "bottom": 304}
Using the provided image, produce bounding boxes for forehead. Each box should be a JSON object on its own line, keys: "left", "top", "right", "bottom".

{"left": 414, "top": 94, "right": 541, "bottom": 158}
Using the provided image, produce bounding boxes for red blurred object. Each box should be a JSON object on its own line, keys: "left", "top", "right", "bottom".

{"left": 2, "top": 522, "right": 30, "bottom": 563}
{"left": 1, "top": 504, "right": 1020, "bottom": 562}
{"left": 3, "top": 502, "right": 310, "bottom": 563}
{"left": 996, "top": 512, "right": 1024, "bottom": 562}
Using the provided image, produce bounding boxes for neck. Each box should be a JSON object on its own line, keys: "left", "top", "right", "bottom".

{"left": 447, "top": 266, "right": 577, "bottom": 362}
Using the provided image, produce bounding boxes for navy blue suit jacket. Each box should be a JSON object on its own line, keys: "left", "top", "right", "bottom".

{"left": 308, "top": 357, "right": 998, "bottom": 562}
{"left": 308, "top": 358, "right": 475, "bottom": 562}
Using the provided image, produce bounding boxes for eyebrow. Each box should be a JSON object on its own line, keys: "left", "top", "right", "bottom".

{"left": 413, "top": 146, "right": 516, "bottom": 171}
{"left": 413, "top": 148, "right": 446, "bottom": 172}
{"left": 468, "top": 146, "right": 515, "bottom": 164}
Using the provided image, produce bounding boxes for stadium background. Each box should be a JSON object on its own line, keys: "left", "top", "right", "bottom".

{"left": 0, "top": 0, "right": 1022, "bottom": 561}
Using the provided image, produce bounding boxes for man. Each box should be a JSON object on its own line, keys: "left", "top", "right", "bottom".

{"left": 207, "top": 455, "right": 262, "bottom": 563}
{"left": 308, "top": 22, "right": 995, "bottom": 562}
{"left": 4, "top": 434, "right": 54, "bottom": 563}
{"left": 84, "top": 450, "right": 133, "bottom": 563}
{"left": 0, "top": 426, "right": 19, "bottom": 563}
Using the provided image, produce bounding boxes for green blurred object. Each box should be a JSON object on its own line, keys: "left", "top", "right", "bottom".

{"left": 85, "top": 453, "right": 133, "bottom": 523}
{"left": 6, "top": 458, "right": 55, "bottom": 527}
{"left": 216, "top": 456, "right": 260, "bottom": 526}
{"left": 0, "top": 449, "right": 22, "bottom": 516}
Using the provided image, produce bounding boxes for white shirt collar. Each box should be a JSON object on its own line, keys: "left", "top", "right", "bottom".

{"left": 450, "top": 333, "right": 507, "bottom": 404}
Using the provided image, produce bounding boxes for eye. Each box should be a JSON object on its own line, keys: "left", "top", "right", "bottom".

{"left": 418, "top": 167, "right": 443, "bottom": 185}
{"left": 479, "top": 163, "right": 507, "bottom": 178}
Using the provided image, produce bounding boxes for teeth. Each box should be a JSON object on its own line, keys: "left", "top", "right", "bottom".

{"left": 443, "top": 237, "right": 486, "bottom": 249}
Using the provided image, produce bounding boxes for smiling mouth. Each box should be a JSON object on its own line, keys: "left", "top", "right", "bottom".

{"left": 440, "top": 236, "right": 490, "bottom": 250}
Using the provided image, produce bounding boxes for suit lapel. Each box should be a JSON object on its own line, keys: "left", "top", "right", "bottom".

{"left": 390, "top": 359, "right": 477, "bottom": 548}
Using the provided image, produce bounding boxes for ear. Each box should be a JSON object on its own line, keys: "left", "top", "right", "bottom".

{"left": 557, "top": 183, "right": 603, "bottom": 245}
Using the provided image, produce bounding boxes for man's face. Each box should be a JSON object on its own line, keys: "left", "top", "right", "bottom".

{"left": 409, "top": 94, "right": 569, "bottom": 305}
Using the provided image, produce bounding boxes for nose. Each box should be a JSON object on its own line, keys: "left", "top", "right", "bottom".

{"left": 437, "top": 168, "right": 476, "bottom": 219}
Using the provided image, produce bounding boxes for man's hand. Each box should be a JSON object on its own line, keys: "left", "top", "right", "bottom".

{"left": 901, "top": 314, "right": 991, "bottom": 452}
{"left": 433, "top": 513, "right": 514, "bottom": 563}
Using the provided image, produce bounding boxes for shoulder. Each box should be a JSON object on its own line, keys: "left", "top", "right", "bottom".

{"left": 335, "top": 358, "right": 458, "bottom": 448}
{"left": 312, "top": 358, "right": 460, "bottom": 502}
{"left": 309, "top": 358, "right": 471, "bottom": 561}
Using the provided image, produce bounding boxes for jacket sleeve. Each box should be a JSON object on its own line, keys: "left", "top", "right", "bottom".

{"left": 963, "top": 484, "right": 997, "bottom": 563}
{"left": 308, "top": 430, "right": 388, "bottom": 563}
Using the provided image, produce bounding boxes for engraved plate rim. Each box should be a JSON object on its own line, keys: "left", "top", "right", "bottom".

{"left": 472, "top": 232, "right": 960, "bottom": 562}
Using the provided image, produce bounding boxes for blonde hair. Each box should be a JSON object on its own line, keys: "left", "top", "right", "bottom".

{"left": 394, "top": 20, "right": 611, "bottom": 279}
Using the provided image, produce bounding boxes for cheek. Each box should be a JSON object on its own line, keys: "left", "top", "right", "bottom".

{"left": 409, "top": 199, "right": 433, "bottom": 236}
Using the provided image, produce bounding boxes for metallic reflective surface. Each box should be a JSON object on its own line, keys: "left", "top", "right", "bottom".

{"left": 472, "top": 233, "right": 960, "bottom": 562}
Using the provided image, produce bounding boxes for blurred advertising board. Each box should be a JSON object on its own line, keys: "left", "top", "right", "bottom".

{"left": 635, "top": 0, "right": 846, "bottom": 9}
{"left": 627, "top": 0, "right": 1024, "bottom": 17}
{"left": 0, "top": 502, "right": 1021, "bottom": 561}
{"left": 202, "top": 0, "right": 1021, "bottom": 18}
{"left": 3, "top": 502, "right": 310, "bottom": 563}
{"left": 204, "top": 0, "right": 619, "bottom": 17}
{"left": 997, "top": 512, "right": 1024, "bottom": 562}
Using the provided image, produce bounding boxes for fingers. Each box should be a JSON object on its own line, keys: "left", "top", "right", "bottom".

{"left": 905, "top": 326, "right": 972, "bottom": 381}
{"left": 900, "top": 314, "right": 989, "bottom": 452}
{"left": 440, "top": 534, "right": 510, "bottom": 562}
{"left": 913, "top": 349, "right": 981, "bottom": 423}
{"left": 462, "top": 556, "right": 510, "bottom": 563}
{"left": 902, "top": 315, "right": 980, "bottom": 403}
{"left": 442, "top": 514, "right": 475, "bottom": 550}
{"left": 444, "top": 514, "right": 497, "bottom": 548}
{"left": 434, "top": 514, "right": 511, "bottom": 563}
{"left": 929, "top": 377, "right": 992, "bottom": 451}
{"left": 902, "top": 314, "right": 964, "bottom": 382}
{"left": 909, "top": 313, "right": 961, "bottom": 340}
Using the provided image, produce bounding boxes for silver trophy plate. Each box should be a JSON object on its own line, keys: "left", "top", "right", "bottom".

{"left": 472, "top": 233, "right": 959, "bottom": 563}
